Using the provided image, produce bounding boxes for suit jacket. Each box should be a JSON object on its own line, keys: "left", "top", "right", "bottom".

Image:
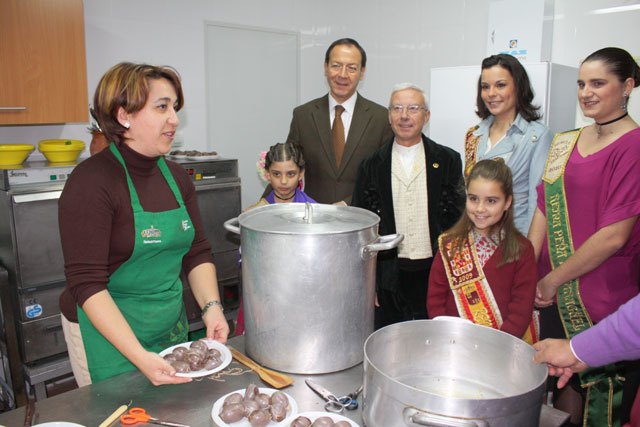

{"left": 286, "top": 93, "right": 393, "bottom": 204}
{"left": 352, "top": 134, "right": 465, "bottom": 292}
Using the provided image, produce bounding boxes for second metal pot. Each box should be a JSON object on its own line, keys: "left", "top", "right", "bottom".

{"left": 225, "top": 203, "right": 402, "bottom": 374}
{"left": 363, "top": 319, "right": 548, "bottom": 427}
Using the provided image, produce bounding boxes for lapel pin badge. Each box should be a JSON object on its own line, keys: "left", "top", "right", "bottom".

{"left": 432, "top": 163, "right": 439, "bottom": 169}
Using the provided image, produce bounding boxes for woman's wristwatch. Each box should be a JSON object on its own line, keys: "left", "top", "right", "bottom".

{"left": 201, "top": 299, "right": 224, "bottom": 316}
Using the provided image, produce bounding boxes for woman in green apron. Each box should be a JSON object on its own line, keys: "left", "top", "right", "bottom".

{"left": 59, "top": 62, "right": 229, "bottom": 386}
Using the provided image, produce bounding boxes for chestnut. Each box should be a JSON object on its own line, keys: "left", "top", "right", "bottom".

{"left": 290, "top": 416, "right": 312, "bottom": 427}
{"left": 190, "top": 339, "right": 209, "bottom": 352}
{"left": 247, "top": 408, "right": 271, "bottom": 427}
{"left": 311, "top": 417, "right": 336, "bottom": 427}
{"left": 218, "top": 402, "right": 245, "bottom": 423}
{"left": 170, "top": 360, "right": 190, "bottom": 373}
{"left": 244, "top": 383, "right": 259, "bottom": 401}
{"left": 242, "top": 399, "right": 260, "bottom": 417}
{"left": 162, "top": 354, "right": 177, "bottom": 363}
{"left": 203, "top": 357, "right": 222, "bottom": 370}
{"left": 171, "top": 346, "right": 188, "bottom": 360}
{"left": 270, "top": 390, "right": 289, "bottom": 407}
{"left": 269, "top": 402, "right": 287, "bottom": 422}
{"left": 223, "top": 392, "right": 243, "bottom": 406}
{"left": 255, "top": 392, "right": 271, "bottom": 409}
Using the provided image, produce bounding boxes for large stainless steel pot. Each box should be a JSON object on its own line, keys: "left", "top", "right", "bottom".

{"left": 224, "top": 203, "right": 402, "bottom": 374}
{"left": 363, "top": 319, "right": 548, "bottom": 427}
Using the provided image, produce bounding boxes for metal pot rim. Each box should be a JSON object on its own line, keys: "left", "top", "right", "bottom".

{"left": 237, "top": 203, "right": 380, "bottom": 234}
{"left": 363, "top": 319, "right": 548, "bottom": 403}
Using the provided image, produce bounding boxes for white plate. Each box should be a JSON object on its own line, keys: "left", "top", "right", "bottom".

{"left": 279, "top": 411, "right": 360, "bottom": 426}
{"left": 186, "top": 154, "right": 220, "bottom": 161}
{"left": 211, "top": 387, "right": 298, "bottom": 427}
{"left": 168, "top": 154, "right": 189, "bottom": 159}
{"left": 32, "top": 423, "right": 86, "bottom": 427}
{"left": 158, "top": 339, "right": 231, "bottom": 378}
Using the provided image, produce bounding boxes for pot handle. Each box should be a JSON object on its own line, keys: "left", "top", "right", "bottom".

{"left": 403, "top": 407, "right": 489, "bottom": 427}
{"left": 223, "top": 217, "right": 240, "bottom": 234}
{"left": 361, "top": 234, "right": 404, "bottom": 258}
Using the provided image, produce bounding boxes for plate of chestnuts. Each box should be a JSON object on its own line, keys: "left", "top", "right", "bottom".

{"left": 281, "top": 412, "right": 359, "bottom": 427}
{"left": 158, "top": 339, "right": 231, "bottom": 378}
{"left": 211, "top": 384, "right": 298, "bottom": 426}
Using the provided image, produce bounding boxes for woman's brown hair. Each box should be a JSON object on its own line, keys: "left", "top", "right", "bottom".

{"left": 475, "top": 54, "right": 541, "bottom": 122}
{"left": 91, "top": 62, "right": 184, "bottom": 145}
{"left": 443, "top": 158, "right": 522, "bottom": 266}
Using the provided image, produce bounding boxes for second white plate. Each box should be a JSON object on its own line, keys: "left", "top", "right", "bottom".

{"left": 211, "top": 387, "right": 298, "bottom": 427}
{"left": 279, "top": 411, "right": 360, "bottom": 426}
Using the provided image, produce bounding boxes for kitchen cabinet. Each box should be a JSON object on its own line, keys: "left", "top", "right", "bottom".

{"left": 0, "top": 0, "right": 88, "bottom": 125}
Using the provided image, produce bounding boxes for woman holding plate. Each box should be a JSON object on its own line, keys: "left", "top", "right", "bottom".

{"left": 59, "top": 62, "right": 229, "bottom": 386}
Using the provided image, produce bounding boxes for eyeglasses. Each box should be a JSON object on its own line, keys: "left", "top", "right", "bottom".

{"left": 328, "top": 63, "right": 361, "bottom": 75}
{"left": 389, "top": 104, "right": 426, "bottom": 115}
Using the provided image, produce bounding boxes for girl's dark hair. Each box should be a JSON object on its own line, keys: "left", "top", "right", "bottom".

{"left": 476, "top": 54, "right": 541, "bottom": 122}
{"left": 265, "top": 142, "right": 306, "bottom": 170}
{"left": 443, "top": 158, "right": 522, "bottom": 266}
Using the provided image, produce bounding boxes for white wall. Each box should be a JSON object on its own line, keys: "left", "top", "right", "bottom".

{"left": 1, "top": 0, "right": 638, "bottom": 203}
{"left": 549, "top": 0, "right": 640, "bottom": 124}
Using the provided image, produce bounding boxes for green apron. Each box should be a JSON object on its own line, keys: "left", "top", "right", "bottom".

{"left": 78, "top": 144, "right": 194, "bottom": 382}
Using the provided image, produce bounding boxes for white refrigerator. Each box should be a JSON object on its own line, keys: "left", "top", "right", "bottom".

{"left": 429, "top": 62, "right": 578, "bottom": 156}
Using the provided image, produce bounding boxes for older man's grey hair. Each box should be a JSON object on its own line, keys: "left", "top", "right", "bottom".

{"left": 389, "top": 83, "right": 430, "bottom": 110}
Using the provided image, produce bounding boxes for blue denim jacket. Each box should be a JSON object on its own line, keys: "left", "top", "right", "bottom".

{"left": 472, "top": 114, "right": 552, "bottom": 234}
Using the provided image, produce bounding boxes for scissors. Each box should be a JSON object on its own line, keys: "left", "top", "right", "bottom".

{"left": 120, "top": 407, "right": 190, "bottom": 427}
{"left": 305, "top": 379, "right": 363, "bottom": 413}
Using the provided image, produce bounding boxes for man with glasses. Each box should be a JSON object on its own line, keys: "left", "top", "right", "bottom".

{"left": 285, "top": 38, "right": 392, "bottom": 204}
{"left": 353, "top": 83, "right": 465, "bottom": 328}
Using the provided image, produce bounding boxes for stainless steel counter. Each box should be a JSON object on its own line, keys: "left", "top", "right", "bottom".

{"left": 0, "top": 336, "right": 568, "bottom": 426}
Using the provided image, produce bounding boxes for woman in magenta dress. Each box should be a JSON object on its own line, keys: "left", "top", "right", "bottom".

{"left": 528, "top": 47, "right": 640, "bottom": 427}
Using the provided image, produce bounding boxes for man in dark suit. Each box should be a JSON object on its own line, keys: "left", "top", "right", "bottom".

{"left": 285, "top": 38, "right": 393, "bottom": 204}
{"left": 353, "top": 83, "right": 465, "bottom": 329}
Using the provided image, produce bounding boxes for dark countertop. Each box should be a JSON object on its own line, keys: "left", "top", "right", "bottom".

{"left": 0, "top": 336, "right": 568, "bottom": 426}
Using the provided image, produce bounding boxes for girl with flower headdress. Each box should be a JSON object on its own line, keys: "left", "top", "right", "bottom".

{"left": 236, "top": 142, "right": 316, "bottom": 335}
{"left": 251, "top": 142, "right": 316, "bottom": 209}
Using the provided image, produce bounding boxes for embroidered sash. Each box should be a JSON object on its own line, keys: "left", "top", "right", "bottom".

{"left": 438, "top": 233, "right": 539, "bottom": 344}
{"left": 464, "top": 125, "right": 480, "bottom": 178}
{"left": 542, "top": 129, "right": 624, "bottom": 427}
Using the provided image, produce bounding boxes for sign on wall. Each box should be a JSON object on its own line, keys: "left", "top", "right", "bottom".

{"left": 486, "top": 0, "right": 555, "bottom": 62}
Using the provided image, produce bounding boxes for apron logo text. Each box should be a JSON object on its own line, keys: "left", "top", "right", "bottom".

{"left": 141, "top": 225, "right": 161, "bottom": 238}
{"left": 141, "top": 225, "right": 162, "bottom": 244}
